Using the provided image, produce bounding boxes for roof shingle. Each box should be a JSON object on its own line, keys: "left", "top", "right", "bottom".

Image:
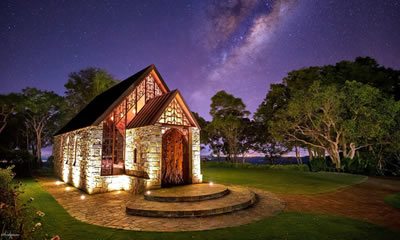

{"left": 55, "top": 65, "right": 154, "bottom": 135}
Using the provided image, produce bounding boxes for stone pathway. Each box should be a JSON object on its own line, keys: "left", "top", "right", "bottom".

{"left": 277, "top": 177, "right": 400, "bottom": 230}
{"left": 37, "top": 177, "right": 284, "bottom": 232}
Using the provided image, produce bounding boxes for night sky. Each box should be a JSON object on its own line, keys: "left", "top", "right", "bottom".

{"left": 1, "top": 0, "right": 400, "bottom": 119}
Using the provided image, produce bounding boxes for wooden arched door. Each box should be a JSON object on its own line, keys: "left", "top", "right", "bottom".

{"left": 162, "top": 128, "right": 189, "bottom": 186}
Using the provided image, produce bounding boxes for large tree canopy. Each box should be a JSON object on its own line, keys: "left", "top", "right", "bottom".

{"left": 253, "top": 84, "right": 289, "bottom": 161}
{"left": 284, "top": 57, "right": 400, "bottom": 99}
{"left": 64, "top": 67, "right": 118, "bottom": 117}
{"left": 207, "top": 91, "right": 250, "bottom": 162}
{"left": 269, "top": 80, "right": 399, "bottom": 169}
{"left": 16, "top": 88, "right": 66, "bottom": 164}
{"left": 252, "top": 57, "right": 400, "bottom": 173}
{"left": 0, "top": 93, "right": 19, "bottom": 134}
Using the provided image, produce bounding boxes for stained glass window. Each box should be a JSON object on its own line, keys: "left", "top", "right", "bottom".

{"left": 145, "top": 75, "right": 155, "bottom": 101}
{"left": 101, "top": 73, "right": 166, "bottom": 175}
{"left": 158, "top": 99, "right": 191, "bottom": 126}
{"left": 155, "top": 82, "right": 163, "bottom": 97}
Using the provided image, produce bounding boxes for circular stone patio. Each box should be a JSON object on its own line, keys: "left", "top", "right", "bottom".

{"left": 37, "top": 178, "right": 285, "bottom": 232}
{"left": 126, "top": 183, "right": 256, "bottom": 217}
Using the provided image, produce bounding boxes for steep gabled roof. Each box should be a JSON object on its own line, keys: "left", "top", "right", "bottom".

{"left": 127, "top": 89, "right": 200, "bottom": 129}
{"left": 55, "top": 64, "right": 169, "bottom": 136}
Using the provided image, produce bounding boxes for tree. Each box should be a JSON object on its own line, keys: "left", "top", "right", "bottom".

{"left": 0, "top": 94, "right": 19, "bottom": 134}
{"left": 204, "top": 122, "right": 224, "bottom": 160}
{"left": 18, "top": 88, "right": 66, "bottom": 165}
{"left": 191, "top": 111, "right": 209, "bottom": 148}
{"left": 64, "top": 67, "right": 118, "bottom": 117}
{"left": 210, "top": 91, "right": 249, "bottom": 118}
{"left": 270, "top": 81, "right": 398, "bottom": 170}
{"left": 208, "top": 91, "right": 250, "bottom": 162}
{"left": 271, "top": 81, "right": 344, "bottom": 168}
{"left": 253, "top": 84, "right": 289, "bottom": 162}
{"left": 284, "top": 57, "right": 400, "bottom": 100}
{"left": 340, "top": 81, "right": 398, "bottom": 160}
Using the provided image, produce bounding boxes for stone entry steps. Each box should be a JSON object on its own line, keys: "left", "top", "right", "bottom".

{"left": 126, "top": 184, "right": 257, "bottom": 218}
{"left": 144, "top": 183, "right": 230, "bottom": 202}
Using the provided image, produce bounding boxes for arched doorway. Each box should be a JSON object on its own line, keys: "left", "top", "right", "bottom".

{"left": 162, "top": 128, "right": 189, "bottom": 186}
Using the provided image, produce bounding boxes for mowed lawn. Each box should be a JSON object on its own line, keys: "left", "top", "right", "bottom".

{"left": 385, "top": 192, "right": 400, "bottom": 209}
{"left": 203, "top": 164, "right": 367, "bottom": 194}
{"left": 18, "top": 166, "right": 398, "bottom": 240}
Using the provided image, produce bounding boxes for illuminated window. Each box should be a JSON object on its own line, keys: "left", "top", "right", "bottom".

{"left": 145, "top": 75, "right": 155, "bottom": 101}
{"left": 100, "top": 74, "right": 167, "bottom": 175}
{"left": 158, "top": 99, "right": 191, "bottom": 126}
{"left": 137, "top": 95, "right": 145, "bottom": 112}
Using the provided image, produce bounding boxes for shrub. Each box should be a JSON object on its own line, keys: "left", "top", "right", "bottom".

{"left": 341, "top": 155, "right": 378, "bottom": 175}
{"left": 309, "top": 157, "right": 327, "bottom": 172}
{"left": 0, "top": 148, "right": 35, "bottom": 177}
{"left": 0, "top": 166, "right": 45, "bottom": 239}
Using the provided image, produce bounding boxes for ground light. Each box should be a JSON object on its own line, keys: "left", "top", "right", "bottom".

{"left": 65, "top": 187, "right": 71, "bottom": 191}
{"left": 146, "top": 190, "right": 151, "bottom": 195}
{"left": 55, "top": 181, "right": 63, "bottom": 185}
{"left": 209, "top": 181, "right": 214, "bottom": 186}
{"left": 80, "top": 195, "right": 86, "bottom": 200}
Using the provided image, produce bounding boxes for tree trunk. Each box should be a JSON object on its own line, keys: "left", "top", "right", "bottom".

{"left": 342, "top": 142, "right": 348, "bottom": 158}
{"left": 308, "top": 147, "right": 314, "bottom": 160}
{"left": 295, "top": 146, "right": 302, "bottom": 164}
{"left": 348, "top": 143, "right": 356, "bottom": 159}
{"left": 327, "top": 144, "right": 341, "bottom": 169}
{"left": 341, "top": 134, "right": 348, "bottom": 158}
{"left": 35, "top": 130, "right": 42, "bottom": 167}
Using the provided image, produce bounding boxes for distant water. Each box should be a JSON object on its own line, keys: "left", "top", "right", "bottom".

{"left": 202, "top": 156, "right": 310, "bottom": 165}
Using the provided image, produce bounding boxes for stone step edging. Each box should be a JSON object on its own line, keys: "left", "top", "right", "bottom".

{"left": 126, "top": 191, "right": 257, "bottom": 218}
{"left": 144, "top": 188, "right": 230, "bottom": 202}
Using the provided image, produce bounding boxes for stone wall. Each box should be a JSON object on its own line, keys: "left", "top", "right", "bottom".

{"left": 53, "top": 123, "right": 202, "bottom": 194}
{"left": 125, "top": 125, "right": 163, "bottom": 190}
{"left": 190, "top": 127, "right": 203, "bottom": 183}
{"left": 53, "top": 125, "right": 136, "bottom": 194}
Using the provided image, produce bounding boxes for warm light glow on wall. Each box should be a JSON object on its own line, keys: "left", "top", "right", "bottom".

{"left": 104, "top": 175, "right": 132, "bottom": 192}
{"left": 72, "top": 165, "right": 81, "bottom": 187}
{"left": 62, "top": 164, "right": 69, "bottom": 182}
{"left": 55, "top": 115, "right": 202, "bottom": 194}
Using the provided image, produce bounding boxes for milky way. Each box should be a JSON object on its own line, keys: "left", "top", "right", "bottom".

{"left": 1, "top": 0, "right": 400, "bottom": 119}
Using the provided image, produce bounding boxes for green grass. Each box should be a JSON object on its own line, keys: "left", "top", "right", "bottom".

{"left": 203, "top": 164, "right": 367, "bottom": 194}
{"left": 385, "top": 192, "right": 400, "bottom": 209}
{"left": 20, "top": 178, "right": 397, "bottom": 240}
{"left": 18, "top": 167, "right": 396, "bottom": 240}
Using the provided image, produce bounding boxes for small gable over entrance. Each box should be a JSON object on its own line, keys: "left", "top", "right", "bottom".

{"left": 127, "top": 90, "right": 199, "bottom": 129}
